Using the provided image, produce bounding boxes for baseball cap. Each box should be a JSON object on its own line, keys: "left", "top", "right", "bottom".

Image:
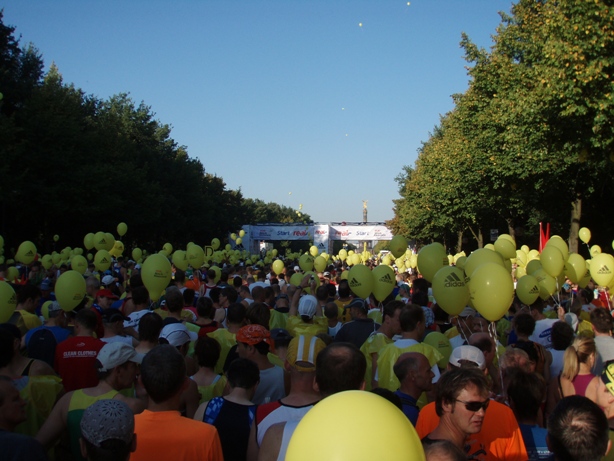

{"left": 298, "top": 295, "right": 318, "bottom": 319}
{"left": 459, "top": 307, "right": 477, "bottom": 318}
{"left": 286, "top": 335, "right": 326, "bottom": 372}
{"left": 159, "top": 323, "right": 198, "bottom": 347}
{"left": 101, "top": 275, "right": 116, "bottom": 286}
{"left": 347, "top": 298, "right": 368, "bottom": 312}
{"left": 564, "top": 312, "right": 579, "bottom": 332}
{"left": 270, "top": 328, "right": 293, "bottom": 342}
{"left": 97, "top": 289, "right": 119, "bottom": 300}
{"left": 102, "top": 310, "right": 129, "bottom": 323}
{"left": 97, "top": 343, "right": 143, "bottom": 372}
{"left": 80, "top": 399, "right": 134, "bottom": 448}
{"left": 236, "top": 324, "right": 273, "bottom": 348}
{"left": 449, "top": 345, "right": 486, "bottom": 370}
{"left": 294, "top": 266, "right": 301, "bottom": 272}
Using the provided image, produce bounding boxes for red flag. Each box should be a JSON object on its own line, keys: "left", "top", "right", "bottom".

{"left": 539, "top": 222, "right": 550, "bottom": 252}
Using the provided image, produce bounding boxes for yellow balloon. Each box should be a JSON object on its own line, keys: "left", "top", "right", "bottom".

{"left": 187, "top": 245, "right": 205, "bottom": 269}
{"left": 578, "top": 263, "right": 591, "bottom": 289}
{"left": 417, "top": 243, "right": 448, "bottom": 282}
{"left": 484, "top": 243, "right": 495, "bottom": 251}
{"left": 546, "top": 236, "right": 569, "bottom": 261}
{"left": 463, "top": 248, "right": 503, "bottom": 279}
{"left": 163, "top": 243, "right": 173, "bottom": 254}
{"left": 211, "top": 238, "right": 220, "bottom": 250}
{"left": 455, "top": 256, "right": 467, "bottom": 272}
{"left": 235, "top": 238, "right": 242, "bottom": 246}
{"left": 239, "top": 229, "right": 245, "bottom": 238}
{"left": 230, "top": 233, "right": 237, "bottom": 241}
{"left": 521, "top": 245, "right": 530, "bottom": 254}
{"left": 338, "top": 249, "right": 348, "bottom": 262}
{"left": 340, "top": 270, "right": 349, "bottom": 280}
{"left": 16, "top": 240, "right": 37, "bottom": 265}
{"left": 516, "top": 275, "right": 540, "bottom": 305}
{"left": 41, "top": 254, "right": 53, "bottom": 270}
{"left": 94, "top": 250, "right": 112, "bottom": 272}
{"left": 70, "top": 255, "right": 88, "bottom": 275}
{"left": 579, "top": 227, "right": 591, "bottom": 244}
{"left": 272, "top": 249, "right": 278, "bottom": 257}
{"left": 272, "top": 260, "right": 284, "bottom": 275}
{"left": 526, "top": 259, "right": 542, "bottom": 275}
{"left": 527, "top": 249, "right": 541, "bottom": 261}
{"left": 515, "top": 250, "right": 527, "bottom": 267}
{"left": 132, "top": 248, "right": 142, "bottom": 261}
{"left": 172, "top": 250, "right": 189, "bottom": 271}
{"left": 314, "top": 256, "right": 326, "bottom": 273}
{"left": 93, "top": 231, "right": 107, "bottom": 251}
{"left": 515, "top": 266, "right": 527, "bottom": 279}
{"left": 286, "top": 391, "right": 424, "bottom": 461}
{"left": 494, "top": 238, "right": 516, "bottom": 260}
{"left": 389, "top": 235, "right": 408, "bottom": 258}
{"left": 565, "top": 253, "right": 586, "bottom": 284}
{"left": 141, "top": 254, "right": 171, "bottom": 301}
{"left": 423, "top": 332, "right": 452, "bottom": 369}
{"left": 371, "top": 264, "right": 395, "bottom": 302}
{"left": 53, "top": 234, "right": 59, "bottom": 242}
{"left": 84, "top": 233, "right": 95, "bottom": 250}
{"left": 469, "top": 263, "right": 514, "bottom": 321}
{"left": 590, "top": 253, "right": 614, "bottom": 287}
{"left": 6, "top": 267, "right": 19, "bottom": 283}
{"left": 591, "top": 245, "right": 602, "bottom": 257}
{"left": 533, "top": 269, "right": 557, "bottom": 300}
{"left": 117, "top": 222, "right": 128, "bottom": 236}
{"left": 540, "top": 245, "right": 565, "bottom": 277}
{"left": 55, "top": 270, "right": 86, "bottom": 311}
{"left": 309, "top": 246, "right": 319, "bottom": 257}
{"left": 299, "top": 254, "right": 314, "bottom": 272}
{"left": 432, "top": 266, "right": 469, "bottom": 316}
{"left": 347, "top": 264, "right": 373, "bottom": 299}
{"left": 0, "top": 281, "right": 17, "bottom": 323}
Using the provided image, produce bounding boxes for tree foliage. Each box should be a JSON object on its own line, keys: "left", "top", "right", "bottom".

{"left": 390, "top": 0, "right": 614, "bottom": 252}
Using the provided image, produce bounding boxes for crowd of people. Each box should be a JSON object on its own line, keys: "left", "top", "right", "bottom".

{"left": 0, "top": 255, "right": 614, "bottom": 461}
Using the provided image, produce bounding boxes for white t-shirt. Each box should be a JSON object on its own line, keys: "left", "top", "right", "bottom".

{"left": 529, "top": 318, "right": 558, "bottom": 349}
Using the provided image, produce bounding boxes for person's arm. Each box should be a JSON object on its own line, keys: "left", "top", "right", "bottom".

{"left": 290, "top": 276, "right": 310, "bottom": 316}
{"left": 258, "top": 422, "right": 285, "bottom": 461}
{"left": 115, "top": 394, "right": 146, "bottom": 414}
{"left": 246, "top": 419, "right": 260, "bottom": 461}
{"left": 30, "top": 359, "right": 58, "bottom": 377}
{"left": 193, "top": 400, "right": 209, "bottom": 422}
{"left": 179, "top": 379, "right": 201, "bottom": 419}
{"left": 36, "top": 392, "right": 71, "bottom": 448}
{"left": 370, "top": 353, "right": 378, "bottom": 390}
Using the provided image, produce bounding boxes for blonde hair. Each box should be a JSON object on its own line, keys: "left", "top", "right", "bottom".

{"left": 561, "top": 336, "right": 596, "bottom": 380}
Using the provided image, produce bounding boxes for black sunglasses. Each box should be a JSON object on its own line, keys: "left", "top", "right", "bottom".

{"left": 455, "top": 399, "right": 490, "bottom": 412}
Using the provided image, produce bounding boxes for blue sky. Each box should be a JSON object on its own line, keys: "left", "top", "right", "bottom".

{"left": 4, "top": 0, "right": 512, "bottom": 224}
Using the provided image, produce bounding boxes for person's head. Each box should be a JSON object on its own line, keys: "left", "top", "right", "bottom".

{"left": 315, "top": 342, "right": 366, "bottom": 397}
{"left": 158, "top": 323, "right": 197, "bottom": 356}
{"left": 471, "top": 316, "right": 489, "bottom": 334}
{"left": 220, "top": 286, "right": 238, "bottom": 306}
{"left": 131, "top": 286, "right": 149, "bottom": 307}
{"left": 0, "top": 325, "right": 20, "bottom": 366}
{"left": 399, "top": 304, "right": 425, "bottom": 335}
{"left": 562, "top": 336, "right": 596, "bottom": 381}
{"left": 394, "top": 352, "right": 434, "bottom": 393}
{"left": 236, "top": 324, "right": 273, "bottom": 358}
{"left": 346, "top": 298, "right": 368, "bottom": 320}
{"left": 194, "top": 336, "right": 221, "bottom": 369}
{"left": 298, "top": 295, "right": 318, "bottom": 322}
{"left": 506, "top": 370, "right": 546, "bottom": 422}
{"left": 251, "top": 286, "right": 265, "bottom": 303}
{"left": 275, "top": 294, "right": 289, "bottom": 311}
{"left": 16, "top": 284, "right": 41, "bottom": 310}
{"left": 79, "top": 399, "right": 136, "bottom": 461}
{"left": 196, "top": 296, "right": 215, "bottom": 319}
{"left": 164, "top": 286, "right": 183, "bottom": 313}
{"left": 382, "top": 300, "right": 403, "bottom": 334}
{"left": 246, "top": 302, "right": 270, "bottom": 328}
{"left": 513, "top": 313, "right": 536, "bottom": 337}
{"left": 448, "top": 345, "right": 486, "bottom": 371}
{"left": 182, "top": 288, "right": 195, "bottom": 307}
{"left": 102, "top": 310, "right": 128, "bottom": 334}
{"left": 423, "top": 440, "right": 468, "bottom": 461}
{"left": 227, "top": 302, "right": 247, "bottom": 327}
{"left": 434, "top": 368, "right": 490, "bottom": 438}
{"left": 551, "top": 321, "right": 575, "bottom": 351}
{"left": 138, "top": 312, "right": 164, "bottom": 343}
{"left": 140, "top": 344, "right": 187, "bottom": 404}
{"left": 468, "top": 333, "right": 495, "bottom": 367}
{"left": 591, "top": 308, "right": 613, "bottom": 335}
{"left": 96, "top": 343, "right": 143, "bottom": 389}
{"left": 324, "top": 302, "right": 338, "bottom": 320}
{"left": 285, "top": 335, "right": 326, "bottom": 374}
{"left": 0, "top": 376, "right": 26, "bottom": 431}
{"left": 337, "top": 280, "right": 350, "bottom": 298}
{"left": 411, "top": 290, "right": 429, "bottom": 307}
{"left": 270, "top": 328, "right": 293, "bottom": 351}
{"left": 226, "top": 358, "right": 260, "bottom": 391}
{"left": 547, "top": 395, "right": 610, "bottom": 461}
{"left": 315, "top": 286, "right": 328, "bottom": 303}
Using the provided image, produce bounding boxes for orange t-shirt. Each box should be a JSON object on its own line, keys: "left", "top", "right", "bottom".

{"left": 132, "top": 410, "right": 223, "bottom": 461}
{"left": 415, "top": 400, "right": 527, "bottom": 461}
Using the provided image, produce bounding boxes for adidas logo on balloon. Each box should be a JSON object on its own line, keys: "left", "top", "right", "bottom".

{"left": 444, "top": 272, "right": 464, "bottom": 288}
{"left": 349, "top": 278, "right": 360, "bottom": 287}
{"left": 379, "top": 273, "right": 393, "bottom": 283}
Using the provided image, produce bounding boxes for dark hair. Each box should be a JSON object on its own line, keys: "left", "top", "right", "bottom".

{"left": 16, "top": 284, "right": 41, "bottom": 304}
{"left": 138, "top": 312, "right": 164, "bottom": 343}
{"left": 246, "top": 303, "right": 270, "bottom": 329}
{"left": 370, "top": 387, "right": 402, "bottom": 410}
{"left": 221, "top": 286, "right": 238, "bottom": 304}
{"left": 469, "top": 334, "right": 494, "bottom": 354}
{"left": 164, "top": 287, "right": 183, "bottom": 313}
{"left": 506, "top": 370, "right": 545, "bottom": 421}
{"left": 131, "top": 286, "right": 149, "bottom": 306}
{"left": 316, "top": 343, "right": 366, "bottom": 397}
{"left": 209, "top": 287, "right": 221, "bottom": 303}
{"left": 548, "top": 395, "right": 609, "bottom": 461}
{"left": 423, "top": 440, "right": 467, "bottom": 461}
{"left": 383, "top": 300, "right": 404, "bottom": 322}
{"left": 75, "top": 309, "right": 98, "bottom": 331}
{"left": 196, "top": 296, "right": 215, "bottom": 319}
{"left": 194, "top": 336, "right": 221, "bottom": 368}
{"left": 324, "top": 302, "right": 339, "bottom": 319}
{"left": 233, "top": 276, "right": 243, "bottom": 288}
{"left": 140, "top": 345, "right": 186, "bottom": 404}
{"left": 183, "top": 288, "right": 195, "bottom": 307}
{"left": 337, "top": 280, "right": 350, "bottom": 298}
{"left": 315, "top": 286, "right": 328, "bottom": 302}
{"left": 174, "top": 269, "right": 186, "bottom": 284}
{"left": 129, "top": 273, "right": 143, "bottom": 288}
{"left": 412, "top": 278, "right": 429, "bottom": 294}
{"left": 227, "top": 303, "right": 246, "bottom": 325}
{"left": 327, "top": 284, "right": 336, "bottom": 298}
{"left": 552, "top": 321, "right": 575, "bottom": 351}
{"left": 513, "top": 313, "right": 536, "bottom": 336}
{"left": 0, "top": 328, "right": 15, "bottom": 368}
{"left": 399, "top": 304, "right": 424, "bottom": 333}
{"left": 435, "top": 368, "right": 490, "bottom": 417}
{"left": 590, "top": 308, "right": 613, "bottom": 334}
{"left": 580, "top": 288, "right": 594, "bottom": 303}
{"left": 226, "top": 358, "right": 260, "bottom": 389}
{"left": 393, "top": 353, "right": 420, "bottom": 382}
{"left": 411, "top": 291, "right": 429, "bottom": 307}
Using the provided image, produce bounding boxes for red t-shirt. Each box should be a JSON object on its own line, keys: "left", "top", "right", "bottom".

{"left": 54, "top": 336, "right": 105, "bottom": 392}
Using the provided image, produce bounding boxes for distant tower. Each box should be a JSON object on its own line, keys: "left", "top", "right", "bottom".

{"left": 362, "top": 200, "right": 368, "bottom": 223}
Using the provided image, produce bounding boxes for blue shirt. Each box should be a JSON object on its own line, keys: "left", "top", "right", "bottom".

{"left": 394, "top": 390, "right": 419, "bottom": 426}
{"left": 25, "top": 325, "right": 71, "bottom": 346}
{"left": 519, "top": 424, "right": 552, "bottom": 461}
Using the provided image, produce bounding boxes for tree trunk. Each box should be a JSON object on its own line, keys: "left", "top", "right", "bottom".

{"left": 468, "top": 226, "right": 484, "bottom": 249}
{"left": 506, "top": 218, "right": 516, "bottom": 241}
{"left": 569, "top": 197, "right": 581, "bottom": 254}
{"left": 456, "top": 230, "right": 464, "bottom": 253}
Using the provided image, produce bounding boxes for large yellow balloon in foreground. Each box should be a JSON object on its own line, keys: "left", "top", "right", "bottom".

{"left": 287, "top": 390, "right": 424, "bottom": 461}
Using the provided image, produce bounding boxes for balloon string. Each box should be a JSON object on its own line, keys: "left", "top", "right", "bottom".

{"left": 489, "top": 321, "right": 504, "bottom": 397}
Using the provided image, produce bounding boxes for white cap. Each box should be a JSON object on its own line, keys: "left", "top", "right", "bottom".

{"left": 159, "top": 323, "right": 198, "bottom": 347}
{"left": 449, "top": 345, "right": 486, "bottom": 370}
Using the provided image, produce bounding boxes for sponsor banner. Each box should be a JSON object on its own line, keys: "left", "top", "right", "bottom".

{"left": 329, "top": 225, "right": 393, "bottom": 241}
{"left": 251, "top": 225, "right": 313, "bottom": 241}
{"left": 314, "top": 225, "right": 329, "bottom": 252}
